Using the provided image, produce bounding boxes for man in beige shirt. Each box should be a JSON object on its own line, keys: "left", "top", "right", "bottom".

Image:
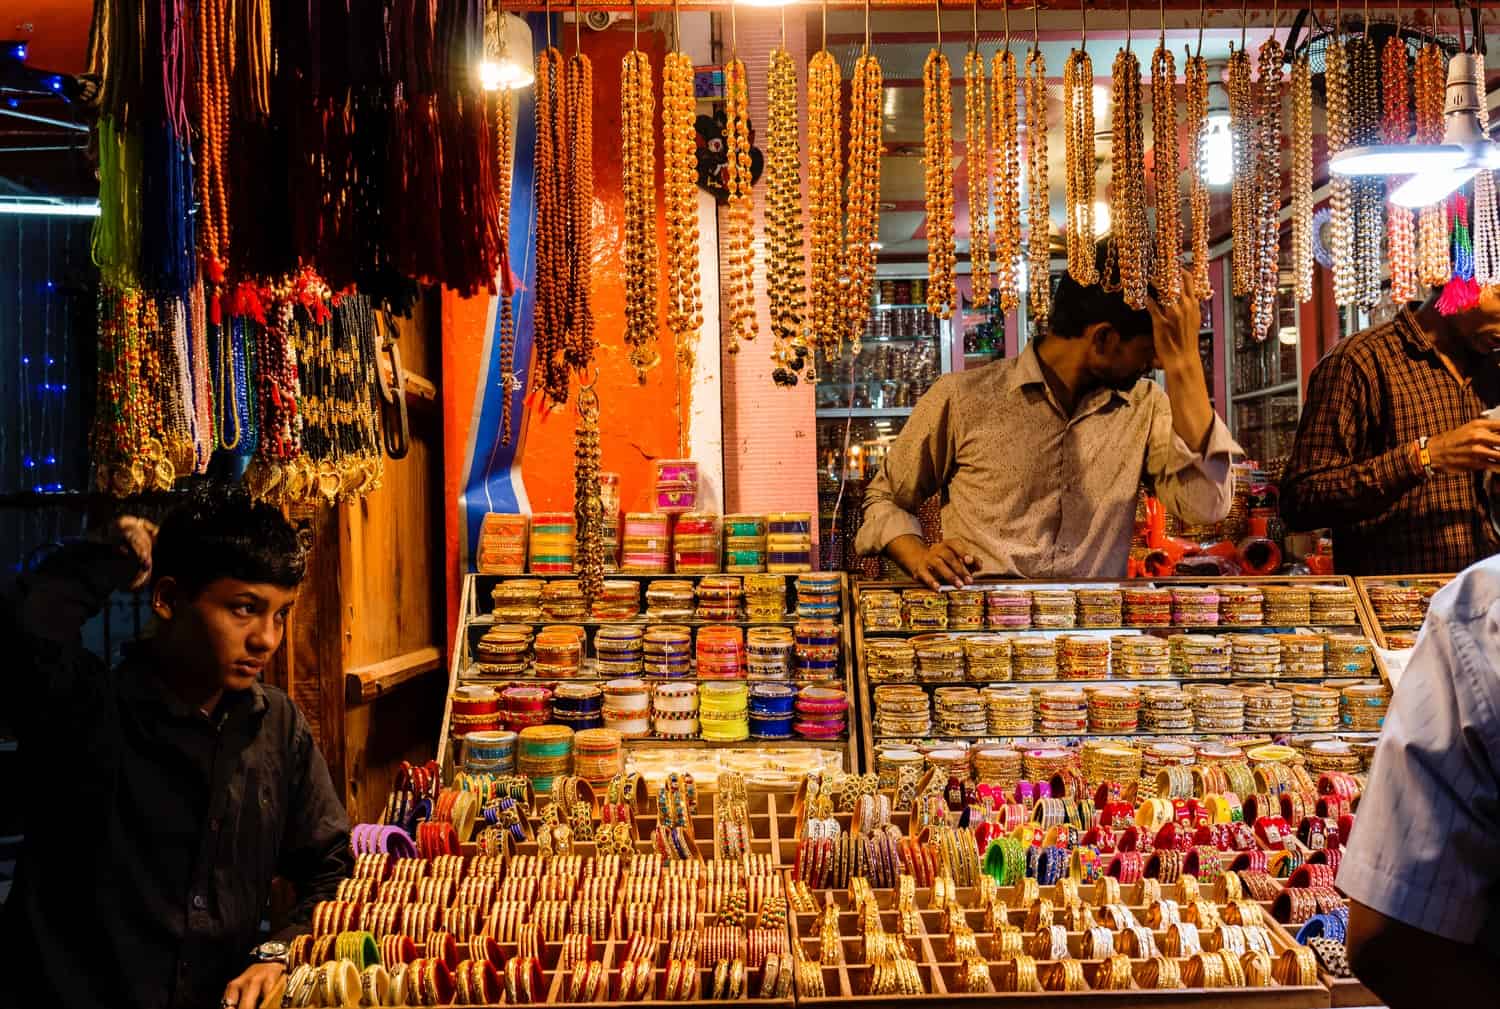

{"left": 855, "top": 262, "right": 1240, "bottom": 586}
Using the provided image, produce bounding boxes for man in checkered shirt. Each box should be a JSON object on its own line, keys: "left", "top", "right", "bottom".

{"left": 1341, "top": 556, "right": 1500, "bottom": 1003}
{"left": 1280, "top": 288, "right": 1500, "bottom": 575}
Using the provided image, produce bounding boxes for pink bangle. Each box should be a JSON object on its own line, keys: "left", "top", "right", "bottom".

{"left": 793, "top": 720, "right": 845, "bottom": 738}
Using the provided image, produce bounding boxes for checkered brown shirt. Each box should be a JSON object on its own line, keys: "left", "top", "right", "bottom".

{"left": 1280, "top": 308, "right": 1500, "bottom": 576}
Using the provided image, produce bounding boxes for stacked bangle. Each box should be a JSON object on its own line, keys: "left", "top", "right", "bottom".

{"left": 748, "top": 682, "right": 796, "bottom": 739}
{"left": 794, "top": 685, "right": 847, "bottom": 739}
{"left": 723, "top": 514, "right": 768, "bottom": 573}
{"left": 517, "top": 725, "right": 573, "bottom": 793}
{"left": 700, "top": 682, "right": 750, "bottom": 742}
{"left": 449, "top": 685, "right": 502, "bottom": 737}
{"left": 572, "top": 728, "right": 623, "bottom": 784}
{"left": 697, "top": 626, "right": 746, "bottom": 679}
{"left": 601, "top": 679, "right": 652, "bottom": 738}
{"left": 529, "top": 512, "right": 577, "bottom": 575}
{"left": 594, "top": 624, "right": 645, "bottom": 676}
{"left": 620, "top": 513, "right": 671, "bottom": 573}
{"left": 652, "top": 681, "right": 700, "bottom": 738}
{"left": 655, "top": 459, "right": 699, "bottom": 513}
{"left": 672, "top": 512, "right": 721, "bottom": 574}
{"left": 746, "top": 626, "right": 794, "bottom": 679}
{"left": 551, "top": 684, "right": 604, "bottom": 731}
{"left": 590, "top": 580, "right": 641, "bottom": 622}
{"left": 501, "top": 685, "right": 553, "bottom": 732}
{"left": 643, "top": 627, "right": 693, "bottom": 678}
{"left": 696, "top": 575, "right": 745, "bottom": 622}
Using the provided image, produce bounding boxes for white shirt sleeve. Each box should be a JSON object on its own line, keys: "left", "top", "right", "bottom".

{"left": 1336, "top": 567, "right": 1500, "bottom": 944}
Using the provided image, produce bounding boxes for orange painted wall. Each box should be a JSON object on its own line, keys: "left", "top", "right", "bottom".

{"left": 10, "top": 2, "right": 93, "bottom": 73}
{"left": 517, "top": 24, "right": 692, "bottom": 516}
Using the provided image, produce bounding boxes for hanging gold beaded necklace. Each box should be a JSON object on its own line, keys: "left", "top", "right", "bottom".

{"left": 1325, "top": 9, "right": 1356, "bottom": 306}
{"left": 766, "top": 18, "right": 809, "bottom": 384}
{"left": 924, "top": 0, "right": 957, "bottom": 319}
{"left": 1185, "top": 27, "right": 1214, "bottom": 298}
{"left": 1111, "top": 9, "right": 1149, "bottom": 309}
{"left": 1025, "top": 0, "right": 1051, "bottom": 327}
{"left": 807, "top": 0, "right": 844, "bottom": 366}
{"left": 964, "top": 0, "right": 993, "bottom": 310}
{"left": 1150, "top": 0, "right": 1182, "bottom": 301}
{"left": 1382, "top": 5, "right": 1417, "bottom": 304}
{"left": 1291, "top": 47, "right": 1315, "bottom": 305}
{"left": 621, "top": 11, "right": 660, "bottom": 382}
{"left": 1226, "top": 15, "right": 1255, "bottom": 299}
{"left": 721, "top": 5, "right": 757, "bottom": 354}
{"left": 1250, "top": 22, "right": 1284, "bottom": 339}
{"left": 663, "top": 2, "right": 703, "bottom": 380}
{"left": 1414, "top": 37, "right": 1450, "bottom": 287}
{"left": 846, "top": 30, "right": 883, "bottom": 354}
{"left": 1063, "top": 7, "right": 1097, "bottom": 285}
{"left": 992, "top": 1, "right": 1022, "bottom": 312}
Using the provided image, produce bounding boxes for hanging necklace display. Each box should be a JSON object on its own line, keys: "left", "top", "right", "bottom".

{"left": 1471, "top": 48, "right": 1499, "bottom": 289}
{"left": 1291, "top": 49, "right": 1315, "bottom": 304}
{"left": 721, "top": 10, "right": 758, "bottom": 354}
{"left": 1150, "top": 4, "right": 1181, "bottom": 301}
{"left": 1111, "top": 17, "right": 1149, "bottom": 310}
{"left": 1025, "top": 1, "right": 1051, "bottom": 327}
{"left": 807, "top": 2, "right": 844, "bottom": 366}
{"left": 1414, "top": 39, "right": 1451, "bottom": 287}
{"left": 964, "top": 0, "right": 993, "bottom": 310}
{"left": 534, "top": 41, "right": 571, "bottom": 406}
{"left": 575, "top": 378, "right": 606, "bottom": 607}
{"left": 1382, "top": 10, "right": 1417, "bottom": 305}
{"left": 663, "top": 6, "right": 703, "bottom": 377}
{"left": 1063, "top": 9, "right": 1098, "bottom": 285}
{"left": 564, "top": 35, "right": 597, "bottom": 373}
{"left": 1325, "top": 18, "right": 1356, "bottom": 306}
{"left": 1249, "top": 28, "right": 1284, "bottom": 340}
{"left": 621, "top": 31, "right": 661, "bottom": 382}
{"left": 923, "top": 2, "right": 956, "bottom": 319}
{"left": 1227, "top": 33, "right": 1255, "bottom": 299}
{"left": 992, "top": 3, "right": 1022, "bottom": 313}
{"left": 767, "top": 37, "right": 809, "bottom": 385}
{"left": 496, "top": 82, "right": 520, "bottom": 445}
{"left": 846, "top": 44, "right": 883, "bottom": 353}
{"left": 1185, "top": 38, "right": 1214, "bottom": 298}
{"left": 195, "top": 0, "right": 232, "bottom": 287}
{"left": 1349, "top": 28, "right": 1383, "bottom": 310}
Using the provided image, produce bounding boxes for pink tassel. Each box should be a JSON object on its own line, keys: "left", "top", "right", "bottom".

{"left": 1436, "top": 275, "right": 1481, "bottom": 315}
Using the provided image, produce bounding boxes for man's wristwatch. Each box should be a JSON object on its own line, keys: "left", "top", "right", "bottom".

{"left": 1418, "top": 436, "right": 1434, "bottom": 478}
{"left": 250, "top": 941, "right": 289, "bottom": 966}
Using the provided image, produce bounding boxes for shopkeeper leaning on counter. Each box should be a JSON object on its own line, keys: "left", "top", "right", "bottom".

{"left": 857, "top": 247, "right": 1241, "bottom": 586}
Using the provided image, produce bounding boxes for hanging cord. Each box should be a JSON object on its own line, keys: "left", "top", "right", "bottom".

{"left": 972, "top": 0, "right": 979, "bottom": 48}
{"left": 574, "top": 0, "right": 582, "bottom": 55}
{"left": 1003, "top": 0, "right": 1011, "bottom": 50}
{"left": 1160, "top": 0, "right": 1167, "bottom": 47}
{"left": 1197, "top": 0, "right": 1205, "bottom": 57}
{"left": 1032, "top": 0, "right": 1040, "bottom": 49}
{"left": 1241, "top": 0, "right": 1249, "bottom": 52}
{"left": 935, "top": 0, "right": 943, "bottom": 48}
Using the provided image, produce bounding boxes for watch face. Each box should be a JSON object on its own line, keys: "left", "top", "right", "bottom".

{"left": 257, "top": 941, "right": 288, "bottom": 959}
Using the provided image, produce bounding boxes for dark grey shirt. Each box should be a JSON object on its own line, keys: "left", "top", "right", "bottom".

{"left": 0, "top": 543, "right": 351, "bottom": 1009}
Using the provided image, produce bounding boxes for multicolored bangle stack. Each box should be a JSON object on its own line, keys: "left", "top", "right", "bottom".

{"left": 765, "top": 513, "right": 813, "bottom": 573}
{"left": 794, "top": 574, "right": 842, "bottom": 618}
{"left": 695, "top": 575, "right": 744, "bottom": 622}
{"left": 652, "top": 681, "right": 700, "bottom": 738}
{"left": 572, "top": 728, "right": 624, "bottom": 784}
{"left": 551, "top": 683, "right": 604, "bottom": 731}
{"left": 490, "top": 579, "right": 544, "bottom": 623}
{"left": 794, "top": 685, "right": 847, "bottom": 739}
{"left": 645, "top": 579, "right": 696, "bottom": 621}
{"left": 746, "top": 626, "right": 794, "bottom": 679}
{"left": 460, "top": 729, "right": 516, "bottom": 775}
{"left": 654, "top": 459, "right": 699, "bottom": 513}
{"left": 671, "top": 512, "right": 720, "bottom": 574}
{"left": 516, "top": 725, "right": 573, "bottom": 793}
{"left": 748, "top": 682, "right": 796, "bottom": 739}
{"left": 601, "top": 679, "right": 651, "bottom": 738}
{"left": 620, "top": 512, "right": 671, "bottom": 574}
{"left": 642, "top": 626, "right": 691, "bottom": 678}
{"left": 793, "top": 620, "right": 839, "bottom": 679}
{"left": 449, "top": 685, "right": 502, "bottom": 738}
{"left": 475, "top": 512, "right": 529, "bottom": 575}
{"left": 590, "top": 579, "right": 640, "bottom": 621}
{"left": 533, "top": 626, "right": 584, "bottom": 677}
{"left": 723, "top": 514, "right": 768, "bottom": 573}
{"left": 594, "top": 624, "right": 644, "bottom": 676}
{"left": 700, "top": 682, "right": 750, "bottom": 741}
{"left": 501, "top": 685, "right": 552, "bottom": 732}
{"left": 528, "top": 512, "right": 576, "bottom": 575}
{"left": 743, "top": 574, "right": 787, "bottom": 622}
{"left": 696, "top": 626, "right": 745, "bottom": 679}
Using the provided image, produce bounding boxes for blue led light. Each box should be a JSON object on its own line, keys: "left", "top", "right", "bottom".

{"left": 9, "top": 44, "right": 25, "bottom": 61}
{"left": 20, "top": 356, "right": 29, "bottom": 365}
{"left": 23, "top": 458, "right": 35, "bottom": 469}
{"left": 45, "top": 455, "right": 56, "bottom": 465}
{"left": 46, "top": 357, "right": 54, "bottom": 366}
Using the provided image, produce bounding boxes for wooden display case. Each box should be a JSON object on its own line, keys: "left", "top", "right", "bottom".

{"left": 437, "top": 573, "right": 858, "bottom": 779}
{"left": 1351, "top": 574, "right": 1455, "bottom": 649}
{"left": 850, "top": 576, "right": 1388, "bottom": 772}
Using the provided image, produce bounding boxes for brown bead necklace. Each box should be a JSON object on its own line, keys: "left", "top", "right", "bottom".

{"left": 621, "top": 46, "right": 661, "bottom": 382}
{"left": 846, "top": 48, "right": 883, "bottom": 353}
{"left": 766, "top": 45, "right": 809, "bottom": 384}
{"left": 1063, "top": 36, "right": 1097, "bottom": 285}
{"left": 924, "top": 44, "right": 957, "bottom": 319}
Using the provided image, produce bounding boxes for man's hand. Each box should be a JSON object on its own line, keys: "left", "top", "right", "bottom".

{"left": 85, "top": 515, "right": 158, "bottom": 591}
{"left": 1146, "top": 269, "right": 1204, "bottom": 374}
{"left": 887, "top": 534, "right": 977, "bottom": 588}
{"left": 1427, "top": 418, "right": 1500, "bottom": 472}
{"left": 221, "top": 963, "right": 287, "bottom": 1009}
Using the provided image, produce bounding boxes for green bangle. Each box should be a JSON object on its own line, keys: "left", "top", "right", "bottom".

{"left": 983, "top": 839, "right": 1008, "bottom": 883}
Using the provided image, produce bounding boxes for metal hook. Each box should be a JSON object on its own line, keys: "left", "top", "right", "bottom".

{"left": 1197, "top": 0, "right": 1205, "bottom": 57}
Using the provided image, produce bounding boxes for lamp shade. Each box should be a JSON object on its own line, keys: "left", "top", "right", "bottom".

{"left": 482, "top": 12, "right": 535, "bottom": 91}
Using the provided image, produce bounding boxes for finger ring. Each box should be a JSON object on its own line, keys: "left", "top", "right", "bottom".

{"left": 222, "top": 1000, "right": 238, "bottom": 1008}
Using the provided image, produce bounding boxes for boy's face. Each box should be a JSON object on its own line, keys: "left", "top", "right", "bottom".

{"left": 1087, "top": 324, "right": 1157, "bottom": 391}
{"left": 154, "top": 577, "right": 299, "bottom": 692}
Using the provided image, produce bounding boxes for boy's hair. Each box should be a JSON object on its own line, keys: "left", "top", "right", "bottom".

{"left": 1046, "top": 240, "right": 1158, "bottom": 342}
{"left": 151, "top": 482, "right": 310, "bottom": 593}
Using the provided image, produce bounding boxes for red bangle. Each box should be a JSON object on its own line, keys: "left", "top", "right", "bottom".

{"left": 1288, "top": 863, "right": 1336, "bottom": 889}
{"left": 1106, "top": 850, "right": 1143, "bottom": 884}
{"left": 1230, "top": 849, "right": 1268, "bottom": 873}
{"left": 1253, "top": 816, "right": 1290, "bottom": 851}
